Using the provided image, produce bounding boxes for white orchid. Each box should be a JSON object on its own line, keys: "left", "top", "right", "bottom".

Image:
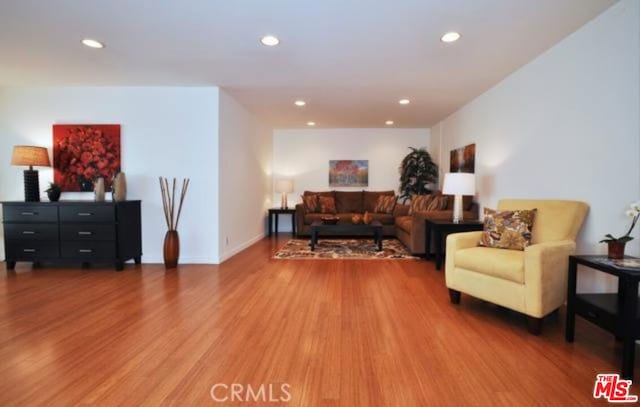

{"left": 601, "top": 201, "right": 640, "bottom": 244}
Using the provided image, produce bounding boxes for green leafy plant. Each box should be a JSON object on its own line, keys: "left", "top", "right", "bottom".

{"left": 600, "top": 202, "right": 640, "bottom": 244}
{"left": 45, "top": 182, "right": 61, "bottom": 193}
{"left": 398, "top": 147, "right": 439, "bottom": 203}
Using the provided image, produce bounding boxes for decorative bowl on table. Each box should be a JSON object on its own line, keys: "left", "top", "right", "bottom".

{"left": 321, "top": 216, "right": 340, "bottom": 225}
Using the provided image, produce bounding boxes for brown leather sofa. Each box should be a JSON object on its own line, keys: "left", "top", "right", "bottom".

{"left": 295, "top": 190, "right": 478, "bottom": 255}
{"left": 395, "top": 194, "right": 479, "bottom": 255}
{"left": 295, "top": 191, "right": 406, "bottom": 236}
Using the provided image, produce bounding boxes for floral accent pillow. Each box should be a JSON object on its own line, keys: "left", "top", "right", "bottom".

{"left": 409, "top": 194, "right": 434, "bottom": 215}
{"left": 426, "top": 196, "right": 448, "bottom": 211}
{"left": 301, "top": 194, "right": 319, "bottom": 213}
{"left": 374, "top": 195, "right": 396, "bottom": 214}
{"left": 479, "top": 208, "right": 537, "bottom": 251}
{"left": 319, "top": 196, "right": 337, "bottom": 214}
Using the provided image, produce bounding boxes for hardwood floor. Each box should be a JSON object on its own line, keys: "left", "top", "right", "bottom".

{"left": 0, "top": 236, "right": 636, "bottom": 406}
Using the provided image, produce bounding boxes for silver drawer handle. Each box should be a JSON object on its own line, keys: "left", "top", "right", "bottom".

{"left": 77, "top": 212, "right": 93, "bottom": 216}
{"left": 78, "top": 249, "right": 93, "bottom": 253}
{"left": 78, "top": 231, "right": 93, "bottom": 236}
{"left": 23, "top": 248, "right": 36, "bottom": 253}
{"left": 22, "top": 231, "right": 36, "bottom": 235}
{"left": 21, "top": 212, "right": 36, "bottom": 216}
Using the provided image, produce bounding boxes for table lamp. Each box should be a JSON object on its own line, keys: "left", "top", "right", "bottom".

{"left": 11, "top": 146, "right": 51, "bottom": 202}
{"left": 443, "top": 173, "right": 475, "bottom": 223}
{"left": 275, "top": 179, "right": 294, "bottom": 209}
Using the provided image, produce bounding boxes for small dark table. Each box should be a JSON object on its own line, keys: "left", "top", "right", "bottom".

{"left": 425, "top": 219, "right": 484, "bottom": 270}
{"left": 566, "top": 255, "right": 640, "bottom": 380}
{"left": 310, "top": 221, "right": 383, "bottom": 251}
{"left": 268, "top": 208, "right": 296, "bottom": 237}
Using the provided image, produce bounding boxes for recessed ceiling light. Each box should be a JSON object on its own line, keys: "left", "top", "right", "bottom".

{"left": 261, "top": 35, "right": 280, "bottom": 46}
{"left": 441, "top": 32, "right": 461, "bottom": 43}
{"left": 398, "top": 99, "right": 410, "bottom": 105}
{"left": 81, "top": 38, "right": 104, "bottom": 49}
{"left": 307, "top": 121, "right": 316, "bottom": 126}
{"left": 385, "top": 120, "right": 394, "bottom": 125}
{"left": 294, "top": 100, "right": 306, "bottom": 107}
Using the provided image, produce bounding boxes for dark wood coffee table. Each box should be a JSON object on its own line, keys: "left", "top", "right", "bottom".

{"left": 310, "top": 221, "right": 383, "bottom": 251}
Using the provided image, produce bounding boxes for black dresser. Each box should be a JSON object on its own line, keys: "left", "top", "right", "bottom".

{"left": 2, "top": 201, "right": 142, "bottom": 271}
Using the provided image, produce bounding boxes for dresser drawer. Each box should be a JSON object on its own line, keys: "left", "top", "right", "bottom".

{"left": 60, "top": 224, "right": 115, "bottom": 241}
{"left": 5, "top": 240, "right": 59, "bottom": 259}
{"left": 4, "top": 223, "right": 59, "bottom": 240}
{"left": 59, "top": 206, "right": 115, "bottom": 223}
{"left": 3, "top": 205, "right": 57, "bottom": 223}
{"left": 61, "top": 241, "right": 116, "bottom": 259}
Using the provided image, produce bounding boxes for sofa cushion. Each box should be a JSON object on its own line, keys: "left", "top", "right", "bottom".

{"left": 369, "top": 213, "right": 395, "bottom": 225}
{"left": 319, "top": 196, "right": 337, "bottom": 214}
{"left": 374, "top": 195, "right": 396, "bottom": 214}
{"left": 479, "top": 208, "right": 537, "bottom": 251}
{"left": 395, "top": 216, "right": 413, "bottom": 233}
{"left": 364, "top": 190, "right": 395, "bottom": 212}
{"left": 335, "top": 191, "right": 364, "bottom": 213}
{"left": 455, "top": 247, "right": 525, "bottom": 284}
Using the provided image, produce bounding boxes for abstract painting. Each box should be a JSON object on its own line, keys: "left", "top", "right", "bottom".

{"left": 53, "top": 124, "right": 121, "bottom": 192}
{"left": 329, "top": 160, "right": 369, "bottom": 187}
{"left": 450, "top": 143, "right": 475, "bottom": 173}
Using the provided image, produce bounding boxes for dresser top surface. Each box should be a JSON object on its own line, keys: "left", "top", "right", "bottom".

{"left": 1, "top": 200, "right": 141, "bottom": 206}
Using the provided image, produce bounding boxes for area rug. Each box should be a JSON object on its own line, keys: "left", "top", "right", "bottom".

{"left": 273, "top": 238, "right": 419, "bottom": 260}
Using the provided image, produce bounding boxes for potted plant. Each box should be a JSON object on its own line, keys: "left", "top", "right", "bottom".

{"left": 399, "top": 147, "right": 439, "bottom": 203}
{"left": 600, "top": 202, "right": 640, "bottom": 259}
{"left": 45, "top": 182, "right": 61, "bottom": 202}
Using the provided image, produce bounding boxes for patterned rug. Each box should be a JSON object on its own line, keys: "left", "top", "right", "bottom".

{"left": 273, "top": 238, "right": 418, "bottom": 260}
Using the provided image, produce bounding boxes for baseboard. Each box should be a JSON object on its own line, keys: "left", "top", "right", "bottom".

{"left": 219, "top": 233, "right": 266, "bottom": 263}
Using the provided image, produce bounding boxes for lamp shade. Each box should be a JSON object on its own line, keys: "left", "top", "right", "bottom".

{"left": 275, "top": 179, "right": 294, "bottom": 193}
{"left": 443, "top": 173, "right": 475, "bottom": 196}
{"left": 11, "top": 146, "right": 51, "bottom": 167}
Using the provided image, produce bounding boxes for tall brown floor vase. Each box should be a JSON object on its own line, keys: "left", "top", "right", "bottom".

{"left": 163, "top": 230, "right": 180, "bottom": 269}
{"left": 159, "top": 177, "right": 190, "bottom": 270}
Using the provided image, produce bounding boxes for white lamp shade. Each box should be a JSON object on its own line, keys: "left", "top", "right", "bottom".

{"left": 275, "top": 179, "right": 294, "bottom": 193}
{"left": 443, "top": 173, "right": 475, "bottom": 196}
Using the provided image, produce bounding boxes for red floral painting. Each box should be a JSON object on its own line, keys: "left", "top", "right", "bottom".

{"left": 53, "top": 124, "right": 121, "bottom": 192}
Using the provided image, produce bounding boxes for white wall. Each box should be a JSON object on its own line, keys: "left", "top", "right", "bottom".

{"left": 218, "top": 89, "right": 272, "bottom": 261}
{"left": 272, "top": 128, "right": 430, "bottom": 231}
{"left": 0, "top": 87, "right": 220, "bottom": 263}
{"left": 430, "top": 0, "right": 640, "bottom": 292}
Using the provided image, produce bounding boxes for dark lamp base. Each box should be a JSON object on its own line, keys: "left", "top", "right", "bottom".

{"left": 23, "top": 169, "right": 40, "bottom": 202}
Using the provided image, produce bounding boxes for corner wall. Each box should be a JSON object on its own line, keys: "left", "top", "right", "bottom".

{"left": 430, "top": 0, "right": 640, "bottom": 292}
{"left": 218, "top": 90, "right": 273, "bottom": 261}
{"left": 0, "top": 87, "right": 220, "bottom": 263}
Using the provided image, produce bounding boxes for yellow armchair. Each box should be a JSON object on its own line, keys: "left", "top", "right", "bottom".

{"left": 445, "top": 199, "right": 589, "bottom": 335}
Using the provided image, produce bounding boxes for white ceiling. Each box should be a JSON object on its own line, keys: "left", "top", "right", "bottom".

{"left": 0, "top": 0, "right": 617, "bottom": 128}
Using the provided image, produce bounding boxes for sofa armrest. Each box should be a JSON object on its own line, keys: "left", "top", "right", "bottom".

{"left": 524, "top": 240, "right": 576, "bottom": 317}
{"left": 444, "top": 231, "right": 483, "bottom": 286}
{"left": 394, "top": 204, "right": 410, "bottom": 217}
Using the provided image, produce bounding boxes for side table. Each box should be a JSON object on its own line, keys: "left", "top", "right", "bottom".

{"left": 425, "top": 219, "right": 484, "bottom": 270}
{"left": 565, "top": 255, "right": 640, "bottom": 380}
{"left": 268, "top": 208, "right": 296, "bottom": 237}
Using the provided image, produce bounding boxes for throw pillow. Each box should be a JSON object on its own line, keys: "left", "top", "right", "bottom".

{"left": 319, "top": 196, "right": 337, "bottom": 214}
{"left": 301, "top": 194, "right": 319, "bottom": 213}
{"left": 374, "top": 195, "right": 396, "bottom": 214}
{"left": 409, "top": 194, "right": 434, "bottom": 215}
{"left": 479, "top": 208, "right": 537, "bottom": 251}
{"left": 426, "top": 195, "right": 448, "bottom": 211}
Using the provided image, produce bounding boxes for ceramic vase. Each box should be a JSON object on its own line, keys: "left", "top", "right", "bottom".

{"left": 94, "top": 177, "right": 105, "bottom": 202}
{"left": 608, "top": 242, "right": 626, "bottom": 259}
{"left": 164, "top": 230, "right": 180, "bottom": 269}
{"left": 47, "top": 189, "right": 61, "bottom": 202}
{"left": 112, "top": 172, "right": 127, "bottom": 202}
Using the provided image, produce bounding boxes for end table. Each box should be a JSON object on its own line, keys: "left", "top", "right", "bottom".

{"left": 268, "top": 208, "right": 296, "bottom": 237}
{"left": 565, "top": 255, "right": 640, "bottom": 380}
{"left": 425, "top": 219, "right": 484, "bottom": 270}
